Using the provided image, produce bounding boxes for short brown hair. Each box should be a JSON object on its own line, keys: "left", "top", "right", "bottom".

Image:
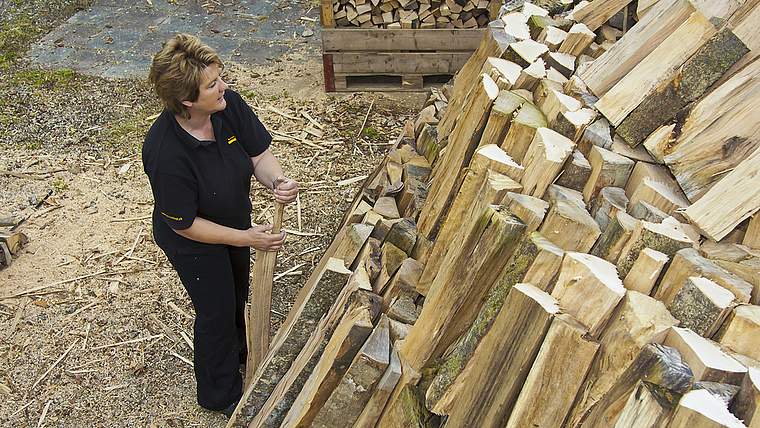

{"left": 148, "top": 34, "right": 223, "bottom": 120}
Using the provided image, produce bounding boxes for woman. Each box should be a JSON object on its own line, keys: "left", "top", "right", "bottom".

{"left": 142, "top": 34, "right": 298, "bottom": 417}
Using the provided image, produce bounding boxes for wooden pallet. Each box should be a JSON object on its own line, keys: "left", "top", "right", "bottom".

{"left": 322, "top": 28, "right": 485, "bottom": 92}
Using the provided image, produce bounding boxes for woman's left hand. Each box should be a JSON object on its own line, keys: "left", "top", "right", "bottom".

{"left": 273, "top": 176, "right": 298, "bottom": 204}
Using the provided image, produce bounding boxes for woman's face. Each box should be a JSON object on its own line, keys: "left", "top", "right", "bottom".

{"left": 183, "top": 63, "right": 228, "bottom": 116}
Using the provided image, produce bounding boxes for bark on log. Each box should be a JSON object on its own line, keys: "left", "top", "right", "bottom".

{"left": 589, "top": 210, "right": 638, "bottom": 264}
{"left": 664, "top": 326, "right": 747, "bottom": 385}
{"left": 668, "top": 276, "right": 735, "bottom": 338}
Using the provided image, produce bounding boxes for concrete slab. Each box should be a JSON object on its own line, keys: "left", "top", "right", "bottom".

{"left": 38, "top": 23, "right": 102, "bottom": 48}
{"left": 154, "top": 11, "right": 215, "bottom": 34}
{"left": 103, "top": 52, "right": 153, "bottom": 78}
{"left": 233, "top": 40, "right": 291, "bottom": 66}
{"left": 202, "top": 14, "right": 260, "bottom": 38}
{"left": 67, "top": 6, "right": 124, "bottom": 26}
{"left": 84, "top": 28, "right": 147, "bottom": 52}
{"left": 112, "top": 7, "right": 172, "bottom": 30}
{"left": 58, "top": 49, "right": 122, "bottom": 76}
{"left": 130, "top": 31, "right": 175, "bottom": 55}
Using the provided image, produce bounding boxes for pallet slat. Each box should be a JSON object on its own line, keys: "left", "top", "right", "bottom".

{"left": 322, "top": 28, "right": 485, "bottom": 51}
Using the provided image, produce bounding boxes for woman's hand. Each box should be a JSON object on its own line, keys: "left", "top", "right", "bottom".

{"left": 273, "top": 176, "right": 298, "bottom": 205}
{"left": 243, "top": 223, "right": 286, "bottom": 252}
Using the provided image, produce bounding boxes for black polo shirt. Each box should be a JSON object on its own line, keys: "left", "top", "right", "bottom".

{"left": 142, "top": 89, "right": 271, "bottom": 254}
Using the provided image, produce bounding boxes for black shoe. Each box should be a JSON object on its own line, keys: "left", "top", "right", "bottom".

{"left": 220, "top": 399, "right": 239, "bottom": 418}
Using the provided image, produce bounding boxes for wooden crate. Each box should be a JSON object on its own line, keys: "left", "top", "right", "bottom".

{"left": 322, "top": 28, "right": 485, "bottom": 91}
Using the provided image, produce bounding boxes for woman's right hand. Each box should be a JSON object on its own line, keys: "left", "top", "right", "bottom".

{"left": 244, "top": 223, "right": 286, "bottom": 252}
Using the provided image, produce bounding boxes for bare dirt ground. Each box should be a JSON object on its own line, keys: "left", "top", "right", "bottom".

{"left": 0, "top": 2, "right": 426, "bottom": 426}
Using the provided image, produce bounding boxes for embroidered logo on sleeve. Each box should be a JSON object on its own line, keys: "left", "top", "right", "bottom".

{"left": 161, "top": 212, "right": 183, "bottom": 221}
{"left": 227, "top": 136, "right": 237, "bottom": 144}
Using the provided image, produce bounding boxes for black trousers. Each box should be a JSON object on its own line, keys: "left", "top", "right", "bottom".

{"left": 165, "top": 244, "right": 249, "bottom": 411}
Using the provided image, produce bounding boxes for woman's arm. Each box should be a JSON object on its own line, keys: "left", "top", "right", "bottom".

{"left": 251, "top": 149, "right": 298, "bottom": 204}
{"left": 173, "top": 216, "right": 285, "bottom": 251}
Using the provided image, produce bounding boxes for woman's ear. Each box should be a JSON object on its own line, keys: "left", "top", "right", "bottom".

{"left": 181, "top": 100, "right": 193, "bottom": 108}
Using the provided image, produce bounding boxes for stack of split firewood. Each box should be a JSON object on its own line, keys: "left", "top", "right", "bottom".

{"left": 228, "top": 0, "right": 760, "bottom": 427}
{"left": 330, "top": 0, "right": 501, "bottom": 29}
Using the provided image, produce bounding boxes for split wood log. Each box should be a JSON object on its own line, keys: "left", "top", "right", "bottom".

{"left": 417, "top": 72, "right": 499, "bottom": 240}
{"left": 538, "top": 199, "right": 601, "bottom": 253}
{"left": 513, "top": 58, "right": 547, "bottom": 92}
{"left": 526, "top": 14, "right": 573, "bottom": 40}
{"left": 396, "top": 179, "right": 420, "bottom": 218}
{"left": 693, "top": 380, "right": 741, "bottom": 406}
{"left": 333, "top": 223, "right": 375, "bottom": 270}
{"left": 583, "top": 145, "right": 635, "bottom": 206}
{"left": 551, "top": 252, "right": 625, "bottom": 337}
{"left": 654, "top": 248, "right": 754, "bottom": 307}
{"left": 663, "top": 54, "right": 760, "bottom": 202}
{"left": 381, "top": 257, "right": 423, "bottom": 312}
{"left": 280, "top": 290, "right": 378, "bottom": 428}
{"left": 623, "top": 248, "right": 668, "bottom": 295}
{"left": 228, "top": 256, "right": 352, "bottom": 427}
{"left": 373, "top": 242, "right": 407, "bottom": 294}
{"left": 642, "top": 124, "right": 675, "bottom": 165}
{"left": 590, "top": 186, "right": 629, "bottom": 232}
{"left": 503, "top": 39, "right": 549, "bottom": 68}
{"left": 545, "top": 52, "right": 576, "bottom": 79}
{"left": 555, "top": 149, "right": 592, "bottom": 192}
{"left": 730, "top": 367, "right": 760, "bottom": 428}
{"left": 589, "top": 210, "right": 638, "bottom": 264}
{"left": 348, "top": 200, "right": 374, "bottom": 225}
{"left": 501, "top": 11, "right": 531, "bottom": 41}
{"left": 415, "top": 146, "right": 522, "bottom": 296}
{"left": 669, "top": 388, "right": 746, "bottom": 428}
{"left": 541, "top": 89, "right": 582, "bottom": 126}
{"left": 374, "top": 196, "right": 400, "bottom": 219}
{"left": 577, "top": 117, "right": 613, "bottom": 157}
{"left": 374, "top": 348, "right": 423, "bottom": 427}
{"left": 698, "top": 241, "right": 753, "bottom": 264}
{"left": 627, "top": 177, "right": 690, "bottom": 218}
{"left": 615, "top": 218, "right": 694, "bottom": 280}
{"left": 478, "top": 90, "right": 525, "bottom": 148}
{"left": 352, "top": 237, "right": 382, "bottom": 283}
{"left": 371, "top": 218, "right": 403, "bottom": 243}
{"left": 501, "top": 100, "right": 548, "bottom": 164}
{"left": 566, "top": 0, "right": 628, "bottom": 31}
{"left": 683, "top": 145, "right": 760, "bottom": 242}
{"left": 558, "top": 23, "right": 596, "bottom": 56}
{"left": 384, "top": 218, "right": 417, "bottom": 255}
{"left": 664, "top": 326, "right": 747, "bottom": 385}
{"left": 614, "top": 380, "right": 681, "bottom": 428}
{"left": 311, "top": 315, "right": 390, "bottom": 428}
{"left": 610, "top": 134, "right": 655, "bottom": 163}
{"left": 546, "top": 66, "right": 570, "bottom": 85}
{"left": 481, "top": 57, "right": 522, "bottom": 90}
{"left": 544, "top": 183, "right": 587, "bottom": 213}
{"left": 744, "top": 213, "right": 760, "bottom": 249}
{"left": 386, "top": 295, "right": 420, "bottom": 325}
{"left": 536, "top": 25, "right": 568, "bottom": 51}
{"left": 577, "top": 0, "right": 697, "bottom": 97}
{"left": 566, "top": 292, "right": 680, "bottom": 428}
{"left": 716, "top": 305, "right": 760, "bottom": 361}
{"left": 623, "top": 162, "right": 678, "bottom": 201}
{"left": 501, "top": 191, "right": 549, "bottom": 234}
{"left": 430, "top": 283, "right": 560, "bottom": 428}
{"left": 409, "top": 233, "right": 432, "bottom": 264}
{"left": 377, "top": 383, "right": 438, "bottom": 428}
{"left": 628, "top": 200, "right": 669, "bottom": 224}
{"left": 573, "top": 342, "right": 694, "bottom": 428}
{"left": 553, "top": 108, "right": 597, "bottom": 144}
{"left": 615, "top": 28, "right": 748, "bottom": 147}
{"left": 668, "top": 276, "right": 736, "bottom": 338}
{"left": 437, "top": 23, "right": 514, "bottom": 137}
{"left": 505, "top": 313, "right": 600, "bottom": 428}
{"left": 416, "top": 124, "right": 439, "bottom": 166}
{"left": 520, "top": 127, "right": 576, "bottom": 198}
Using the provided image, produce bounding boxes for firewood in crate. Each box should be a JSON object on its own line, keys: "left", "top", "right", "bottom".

{"left": 669, "top": 389, "right": 746, "bottom": 428}
{"left": 730, "top": 368, "right": 760, "bottom": 427}
{"left": 505, "top": 313, "right": 599, "bottom": 428}
{"left": 566, "top": 290, "right": 678, "bottom": 428}
{"left": 428, "top": 283, "right": 560, "bottom": 428}
{"left": 623, "top": 248, "right": 668, "bottom": 295}
{"left": 558, "top": 22, "right": 595, "bottom": 56}
{"left": 520, "top": 127, "right": 575, "bottom": 199}
{"left": 616, "top": 218, "right": 694, "bottom": 280}
{"left": 614, "top": 380, "right": 682, "bottom": 428}
{"left": 583, "top": 145, "right": 635, "bottom": 206}
{"left": 503, "top": 39, "right": 549, "bottom": 68}
{"left": 501, "top": 100, "right": 547, "bottom": 164}
{"left": 668, "top": 276, "right": 736, "bottom": 338}
{"left": 551, "top": 252, "right": 625, "bottom": 337}
{"left": 502, "top": 191, "right": 549, "bottom": 234}
{"left": 664, "top": 326, "right": 747, "bottom": 386}
{"left": 536, "top": 25, "right": 568, "bottom": 51}
{"left": 654, "top": 248, "right": 753, "bottom": 308}
{"left": 311, "top": 315, "right": 390, "bottom": 428}
{"left": 715, "top": 305, "right": 760, "bottom": 362}
{"left": 513, "top": 58, "right": 546, "bottom": 92}
{"left": 589, "top": 210, "right": 638, "bottom": 264}
{"left": 539, "top": 199, "right": 600, "bottom": 253}
{"left": 479, "top": 90, "right": 525, "bottom": 148}
{"left": 590, "top": 186, "right": 628, "bottom": 232}
{"left": 501, "top": 10, "right": 530, "bottom": 40}
{"left": 416, "top": 163, "right": 522, "bottom": 296}
{"left": 555, "top": 149, "right": 591, "bottom": 193}
{"left": 400, "top": 205, "right": 526, "bottom": 373}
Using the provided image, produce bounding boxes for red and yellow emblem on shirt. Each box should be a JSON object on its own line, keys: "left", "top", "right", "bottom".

{"left": 227, "top": 136, "right": 237, "bottom": 144}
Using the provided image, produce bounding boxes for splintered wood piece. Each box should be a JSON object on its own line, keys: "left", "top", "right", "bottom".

{"left": 551, "top": 252, "right": 625, "bottom": 337}
{"left": 429, "top": 284, "right": 560, "bottom": 428}
{"left": 513, "top": 58, "right": 547, "bottom": 92}
{"left": 628, "top": 177, "right": 690, "bottom": 217}
{"left": 616, "top": 218, "right": 694, "bottom": 280}
{"left": 583, "top": 145, "right": 635, "bottom": 206}
{"left": 505, "top": 313, "right": 599, "bottom": 428}
{"left": 555, "top": 149, "right": 592, "bottom": 192}
{"left": 415, "top": 145, "right": 522, "bottom": 296}
{"left": 664, "top": 326, "right": 747, "bottom": 385}
{"left": 595, "top": 11, "right": 717, "bottom": 127}
{"left": 481, "top": 57, "right": 522, "bottom": 90}
{"left": 399, "top": 205, "right": 526, "bottom": 373}
{"left": 590, "top": 210, "right": 638, "bottom": 264}
{"left": 478, "top": 90, "right": 526, "bottom": 149}
{"left": 718, "top": 305, "right": 760, "bottom": 361}
{"left": 501, "top": 101, "right": 548, "bottom": 164}
{"left": 569, "top": 291, "right": 678, "bottom": 428}
{"left": 683, "top": 145, "right": 760, "bottom": 242}
{"left": 538, "top": 199, "right": 601, "bottom": 253}
{"left": 615, "top": 380, "right": 681, "bottom": 428}
{"left": 577, "top": 0, "right": 696, "bottom": 97}
{"left": 730, "top": 368, "right": 760, "bottom": 427}
{"left": 558, "top": 23, "right": 595, "bottom": 56}
{"left": 541, "top": 89, "right": 582, "bottom": 126}
{"left": 503, "top": 39, "right": 549, "bottom": 68}
{"left": 590, "top": 186, "right": 629, "bottom": 232}
{"left": 669, "top": 388, "right": 746, "bottom": 428}
{"left": 520, "top": 127, "right": 575, "bottom": 199}
{"left": 381, "top": 258, "right": 423, "bottom": 312}
{"left": 332, "top": 223, "right": 374, "bottom": 269}
{"left": 623, "top": 248, "right": 668, "bottom": 295}
{"left": 417, "top": 73, "right": 499, "bottom": 240}
{"left": 654, "top": 248, "right": 753, "bottom": 307}
{"left": 669, "top": 276, "right": 736, "bottom": 338}
{"left": 536, "top": 25, "right": 568, "bottom": 51}
{"left": 501, "top": 191, "right": 549, "bottom": 234}
{"left": 311, "top": 315, "right": 390, "bottom": 428}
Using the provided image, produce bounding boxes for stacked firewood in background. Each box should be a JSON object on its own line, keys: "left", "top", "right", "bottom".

{"left": 229, "top": 0, "right": 760, "bottom": 426}
{"left": 330, "top": 0, "right": 502, "bottom": 28}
